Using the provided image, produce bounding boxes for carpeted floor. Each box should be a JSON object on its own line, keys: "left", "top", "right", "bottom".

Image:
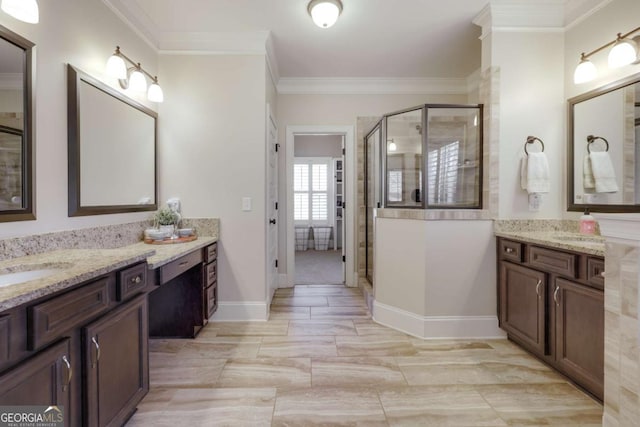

{"left": 295, "top": 250, "right": 343, "bottom": 285}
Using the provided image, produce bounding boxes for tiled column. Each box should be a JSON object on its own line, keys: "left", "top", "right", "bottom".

{"left": 596, "top": 214, "right": 640, "bottom": 426}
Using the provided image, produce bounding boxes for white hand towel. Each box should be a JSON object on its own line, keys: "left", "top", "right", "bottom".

{"left": 520, "top": 156, "right": 528, "bottom": 191}
{"left": 525, "top": 152, "right": 550, "bottom": 194}
{"left": 590, "top": 151, "right": 619, "bottom": 193}
{"left": 583, "top": 154, "right": 595, "bottom": 189}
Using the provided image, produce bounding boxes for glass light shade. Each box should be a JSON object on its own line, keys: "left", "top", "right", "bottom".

{"left": 608, "top": 39, "right": 638, "bottom": 68}
{"left": 106, "top": 54, "right": 127, "bottom": 79}
{"left": 128, "top": 69, "right": 147, "bottom": 92}
{"left": 573, "top": 58, "right": 597, "bottom": 84}
{"left": 388, "top": 141, "right": 397, "bottom": 152}
{"left": 309, "top": 0, "right": 342, "bottom": 28}
{"left": 1, "top": 0, "right": 39, "bottom": 24}
{"left": 147, "top": 82, "right": 164, "bottom": 103}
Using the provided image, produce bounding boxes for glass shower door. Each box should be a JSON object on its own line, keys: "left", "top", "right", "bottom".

{"left": 365, "top": 123, "right": 381, "bottom": 285}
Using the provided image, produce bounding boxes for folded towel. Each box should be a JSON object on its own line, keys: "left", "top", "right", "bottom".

{"left": 583, "top": 155, "right": 595, "bottom": 189}
{"left": 590, "top": 151, "right": 619, "bottom": 193}
{"left": 520, "top": 152, "right": 550, "bottom": 194}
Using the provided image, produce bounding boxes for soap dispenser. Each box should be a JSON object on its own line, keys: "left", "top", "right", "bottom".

{"left": 579, "top": 209, "right": 596, "bottom": 235}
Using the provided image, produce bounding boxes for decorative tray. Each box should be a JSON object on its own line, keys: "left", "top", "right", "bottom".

{"left": 143, "top": 235, "right": 197, "bottom": 245}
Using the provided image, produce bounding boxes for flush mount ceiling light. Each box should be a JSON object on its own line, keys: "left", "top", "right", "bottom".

{"left": 1, "top": 0, "right": 39, "bottom": 24}
{"left": 574, "top": 26, "right": 640, "bottom": 84}
{"left": 308, "top": 0, "right": 343, "bottom": 28}
{"left": 105, "top": 46, "right": 164, "bottom": 102}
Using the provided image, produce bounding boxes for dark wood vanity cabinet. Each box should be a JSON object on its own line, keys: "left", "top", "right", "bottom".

{"left": 149, "top": 242, "right": 218, "bottom": 338}
{"left": 0, "top": 261, "right": 150, "bottom": 427}
{"left": 497, "top": 238, "right": 604, "bottom": 400}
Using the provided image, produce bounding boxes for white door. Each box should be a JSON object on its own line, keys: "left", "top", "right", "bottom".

{"left": 266, "top": 105, "right": 279, "bottom": 303}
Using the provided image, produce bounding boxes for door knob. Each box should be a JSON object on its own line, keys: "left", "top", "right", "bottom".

{"left": 269, "top": 218, "right": 276, "bottom": 224}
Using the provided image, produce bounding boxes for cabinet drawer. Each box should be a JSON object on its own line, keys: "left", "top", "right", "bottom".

{"left": 499, "top": 239, "right": 523, "bottom": 262}
{"left": 159, "top": 250, "right": 203, "bottom": 285}
{"left": 205, "top": 243, "right": 217, "bottom": 264}
{"left": 587, "top": 257, "right": 605, "bottom": 289}
{"left": 205, "top": 261, "right": 217, "bottom": 287}
{"left": 206, "top": 283, "right": 217, "bottom": 318}
{"left": 528, "top": 246, "right": 576, "bottom": 278}
{"left": 0, "top": 315, "right": 10, "bottom": 364}
{"left": 117, "top": 263, "right": 147, "bottom": 301}
{"left": 28, "top": 276, "right": 112, "bottom": 350}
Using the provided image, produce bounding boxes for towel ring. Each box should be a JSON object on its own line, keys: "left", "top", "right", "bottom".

{"left": 524, "top": 136, "right": 545, "bottom": 156}
{"left": 586, "top": 135, "right": 609, "bottom": 154}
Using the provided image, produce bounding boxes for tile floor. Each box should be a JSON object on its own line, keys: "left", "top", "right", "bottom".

{"left": 126, "top": 285, "right": 603, "bottom": 426}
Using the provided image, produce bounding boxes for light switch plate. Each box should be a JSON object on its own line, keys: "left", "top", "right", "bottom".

{"left": 242, "top": 197, "right": 252, "bottom": 211}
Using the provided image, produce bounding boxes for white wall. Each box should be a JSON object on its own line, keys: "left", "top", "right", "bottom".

{"left": 158, "top": 54, "right": 267, "bottom": 304}
{"left": 487, "top": 31, "right": 565, "bottom": 218}
{"left": 0, "top": 0, "right": 158, "bottom": 239}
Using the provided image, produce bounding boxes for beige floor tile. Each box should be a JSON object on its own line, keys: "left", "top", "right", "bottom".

{"left": 208, "top": 320, "right": 289, "bottom": 336}
{"left": 353, "top": 319, "right": 412, "bottom": 337}
{"left": 288, "top": 320, "right": 357, "bottom": 336}
{"left": 327, "top": 296, "right": 368, "bottom": 307}
{"left": 149, "top": 354, "right": 226, "bottom": 388}
{"left": 336, "top": 335, "right": 417, "bottom": 357}
{"left": 311, "top": 306, "right": 370, "bottom": 319}
{"left": 216, "top": 358, "right": 311, "bottom": 389}
{"left": 268, "top": 306, "right": 311, "bottom": 320}
{"left": 379, "top": 385, "right": 507, "bottom": 427}
{"left": 293, "top": 286, "right": 360, "bottom": 296}
{"left": 272, "top": 296, "right": 329, "bottom": 307}
{"left": 272, "top": 387, "right": 387, "bottom": 426}
{"left": 128, "top": 388, "right": 276, "bottom": 427}
{"left": 179, "top": 340, "right": 261, "bottom": 359}
{"left": 312, "top": 357, "right": 407, "bottom": 387}
{"left": 148, "top": 339, "right": 187, "bottom": 354}
{"left": 259, "top": 336, "right": 338, "bottom": 358}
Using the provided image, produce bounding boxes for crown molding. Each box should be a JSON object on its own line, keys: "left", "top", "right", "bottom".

{"left": 277, "top": 77, "right": 470, "bottom": 95}
{"left": 102, "top": 0, "right": 160, "bottom": 51}
{"left": 265, "top": 32, "right": 280, "bottom": 86}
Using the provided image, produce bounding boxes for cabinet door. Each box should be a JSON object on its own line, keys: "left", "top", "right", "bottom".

{"left": 554, "top": 278, "right": 604, "bottom": 400}
{"left": 83, "top": 295, "right": 148, "bottom": 427}
{"left": 0, "top": 338, "right": 71, "bottom": 425}
{"left": 500, "top": 262, "right": 546, "bottom": 355}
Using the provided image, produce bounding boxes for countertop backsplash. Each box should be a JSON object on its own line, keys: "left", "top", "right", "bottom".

{"left": 0, "top": 217, "right": 219, "bottom": 262}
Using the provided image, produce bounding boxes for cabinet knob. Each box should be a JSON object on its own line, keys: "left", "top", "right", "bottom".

{"left": 131, "top": 275, "right": 142, "bottom": 284}
{"left": 505, "top": 247, "right": 515, "bottom": 254}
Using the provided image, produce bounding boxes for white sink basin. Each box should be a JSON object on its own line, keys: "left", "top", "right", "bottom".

{"left": 0, "top": 265, "right": 70, "bottom": 288}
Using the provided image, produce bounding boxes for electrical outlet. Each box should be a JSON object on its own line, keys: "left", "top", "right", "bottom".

{"left": 242, "top": 197, "right": 252, "bottom": 211}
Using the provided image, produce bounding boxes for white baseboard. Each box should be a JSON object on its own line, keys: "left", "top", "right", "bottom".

{"left": 210, "top": 302, "right": 269, "bottom": 321}
{"left": 373, "top": 300, "right": 506, "bottom": 339}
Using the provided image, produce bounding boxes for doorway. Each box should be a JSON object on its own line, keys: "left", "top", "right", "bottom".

{"left": 285, "top": 126, "right": 355, "bottom": 287}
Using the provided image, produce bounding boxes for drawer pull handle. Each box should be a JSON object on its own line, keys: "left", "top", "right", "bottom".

{"left": 553, "top": 285, "right": 560, "bottom": 306}
{"left": 505, "top": 247, "right": 515, "bottom": 254}
{"left": 535, "top": 279, "right": 542, "bottom": 297}
{"left": 179, "top": 261, "right": 189, "bottom": 267}
{"left": 91, "top": 337, "right": 101, "bottom": 368}
{"left": 131, "top": 275, "right": 142, "bottom": 284}
{"left": 62, "top": 355, "right": 72, "bottom": 390}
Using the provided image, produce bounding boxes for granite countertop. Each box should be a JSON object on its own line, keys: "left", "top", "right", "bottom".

{"left": 494, "top": 230, "right": 605, "bottom": 257}
{"left": 0, "top": 236, "right": 218, "bottom": 311}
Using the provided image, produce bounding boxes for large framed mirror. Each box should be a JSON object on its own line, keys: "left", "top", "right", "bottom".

{"left": 0, "top": 25, "right": 35, "bottom": 222}
{"left": 67, "top": 65, "right": 157, "bottom": 216}
{"left": 568, "top": 71, "right": 640, "bottom": 212}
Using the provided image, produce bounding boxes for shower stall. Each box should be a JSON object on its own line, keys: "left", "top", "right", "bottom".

{"left": 364, "top": 104, "right": 483, "bottom": 284}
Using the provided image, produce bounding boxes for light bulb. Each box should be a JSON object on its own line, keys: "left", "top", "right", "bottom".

{"left": 106, "top": 53, "right": 127, "bottom": 79}
{"left": 388, "top": 141, "right": 397, "bottom": 152}
{"left": 574, "top": 57, "right": 597, "bottom": 84}
{"left": 1, "top": 0, "right": 39, "bottom": 24}
{"left": 147, "top": 81, "right": 164, "bottom": 102}
{"left": 308, "top": 0, "right": 342, "bottom": 28}
{"left": 128, "top": 69, "right": 147, "bottom": 92}
{"left": 608, "top": 38, "right": 638, "bottom": 68}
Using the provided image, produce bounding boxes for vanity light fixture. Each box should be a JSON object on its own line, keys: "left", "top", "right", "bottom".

{"left": 307, "top": 0, "right": 343, "bottom": 28}
{"left": 1, "top": 0, "right": 39, "bottom": 24}
{"left": 105, "top": 46, "right": 164, "bottom": 102}
{"left": 574, "top": 26, "right": 640, "bottom": 84}
{"left": 388, "top": 139, "right": 397, "bottom": 152}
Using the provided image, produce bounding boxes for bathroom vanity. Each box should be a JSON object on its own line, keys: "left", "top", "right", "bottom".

{"left": 496, "top": 233, "right": 604, "bottom": 400}
{"left": 0, "top": 254, "right": 151, "bottom": 427}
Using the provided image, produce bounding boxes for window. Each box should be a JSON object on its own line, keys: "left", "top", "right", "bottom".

{"left": 388, "top": 170, "right": 402, "bottom": 202}
{"left": 428, "top": 141, "right": 459, "bottom": 205}
{"left": 294, "top": 158, "right": 332, "bottom": 224}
